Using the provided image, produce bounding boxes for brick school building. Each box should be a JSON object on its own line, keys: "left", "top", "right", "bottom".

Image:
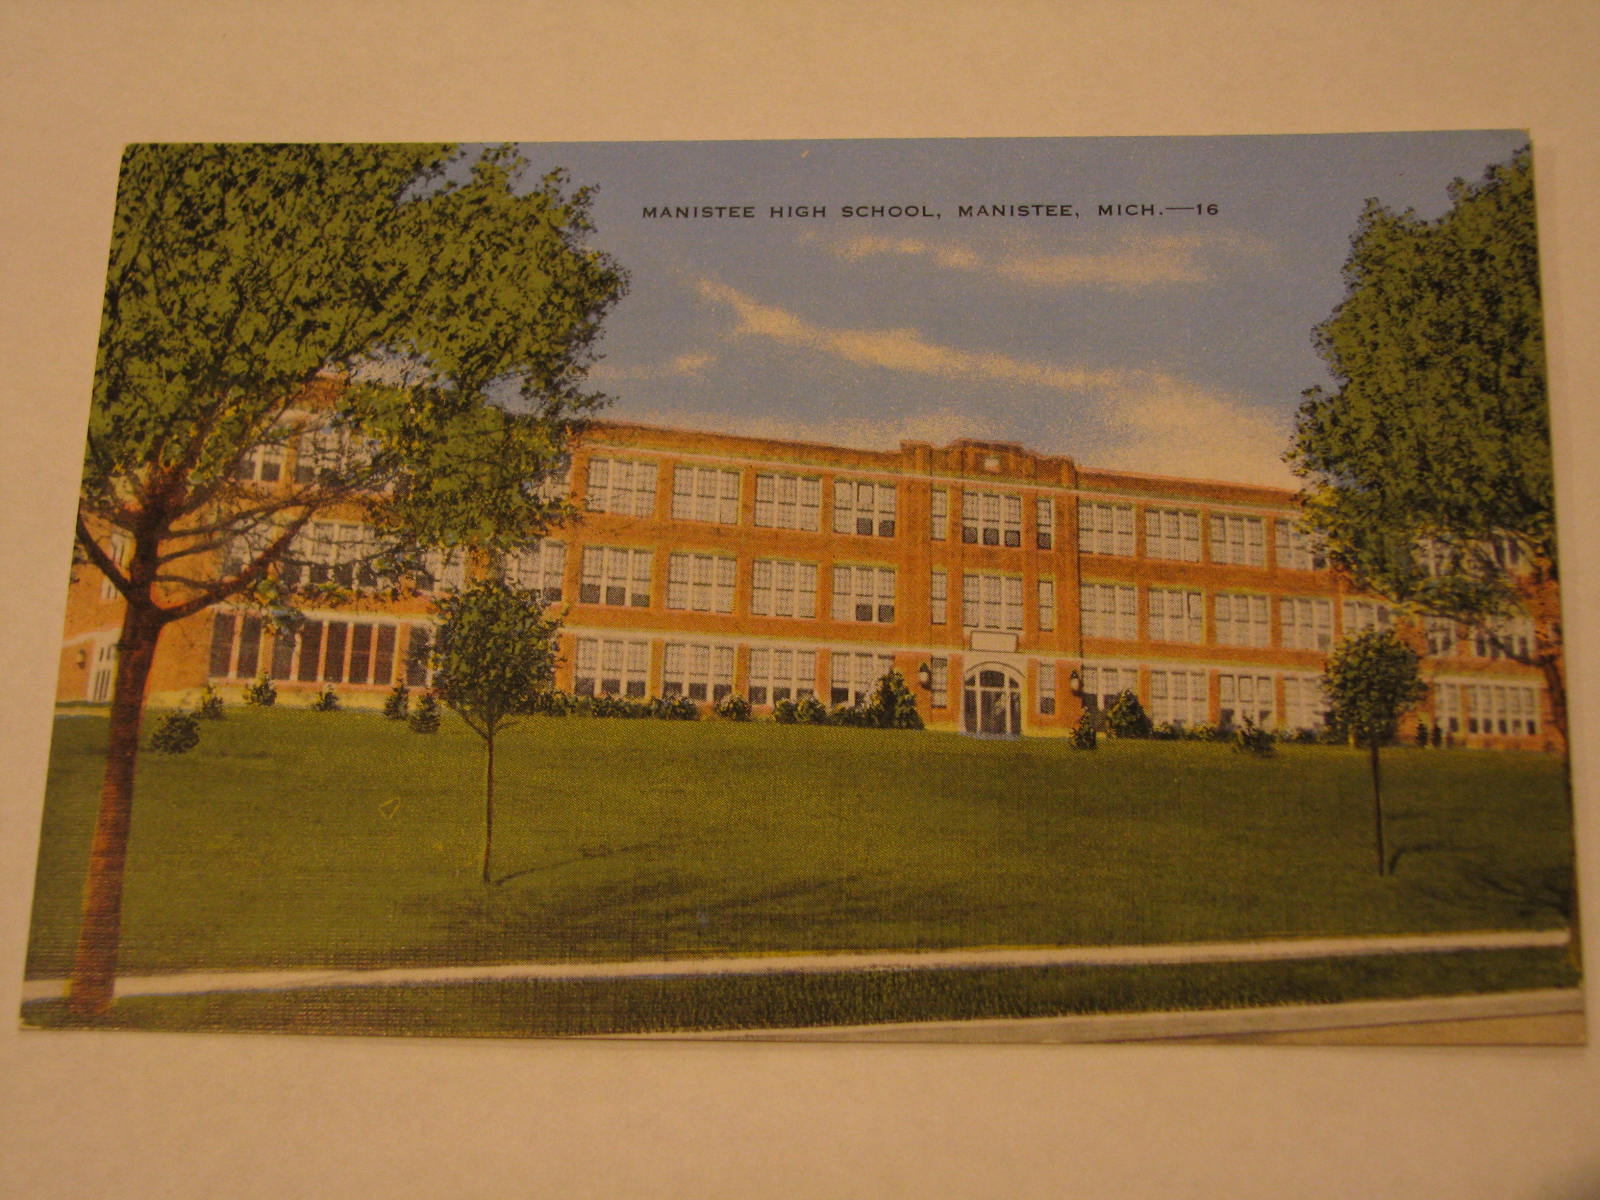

{"left": 56, "top": 419, "right": 1556, "bottom": 749}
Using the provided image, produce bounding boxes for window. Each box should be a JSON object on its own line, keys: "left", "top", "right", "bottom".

{"left": 100, "top": 532, "right": 129, "bottom": 601}
{"left": 1214, "top": 593, "right": 1270, "bottom": 647}
{"left": 962, "top": 491, "right": 1022, "bottom": 547}
{"left": 667, "top": 552, "right": 735, "bottom": 614}
{"left": 1283, "top": 673, "right": 1329, "bottom": 731}
{"left": 1080, "top": 664, "right": 1138, "bottom": 712}
{"left": 750, "top": 559, "right": 818, "bottom": 618}
{"left": 1038, "top": 578, "right": 1056, "bottom": 632}
{"left": 584, "top": 458, "right": 658, "bottom": 516}
{"left": 1080, "top": 582, "right": 1137, "bottom": 640}
{"left": 1078, "top": 501, "right": 1135, "bottom": 557}
{"left": 1036, "top": 497, "right": 1055, "bottom": 550}
{"left": 1434, "top": 680, "right": 1463, "bottom": 735}
{"left": 834, "top": 479, "right": 897, "bottom": 537}
{"left": 236, "top": 441, "right": 285, "bottom": 483}
{"left": 418, "top": 547, "right": 466, "bottom": 594}
{"left": 962, "top": 573, "right": 1024, "bottom": 631}
{"left": 672, "top": 465, "right": 740, "bottom": 524}
{"left": 1209, "top": 514, "right": 1267, "bottom": 566}
{"left": 1218, "top": 672, "right": 1273, "bottom": 729}
{"left": 1275, "top": 520, "right": 1327, "bottom": 570}
{"left": 573, "top": 637, "right": 650, "bottom": 698}
{"left": 1424, "top": 617, "right": 1459, "bottom": 657}
{"left": 1343, "top": 599, "right": 1393, "bottom": 635}
{"left": 294, "top": 427, "right": 374, "bottom": 485}
{"left": 504, "top": 541, "right": 565, "bottom": 602}
{"left": 662, "top": 642, "right": 735, "bottom": 703}
{"left": 286, "top": 521, "right": 388, "bottom": 589}
{"left": 747, "top": 647, "right": 817, "bottom": 705}
{"left": 581, "top": 547, "right": 652, "bottom": 607}
{"left": 1144, "top": 508, "right": 1201, "bottom": 562}
{"left": 212, "top": 613, "right": 403, "bottom": 687}
{"left": 830, "top": 650, "right": 894, "bottom": 706}
{"left": 1037, "top": 661, "right": 1058, "bottom": 715}
{"left": 930, "top": 489, "right": 949, "bottom": 540}
{"left": 831, "top": 565, "right": 896, "bottom": 623}
{"left": 404, "top": 626, "right": 433, "bottom": 687}
{"left": 1281, "top": 597, "right": 1334, "bottom": 651}
{"left": 929, "top": 657, "right": 949, "bottom": 708}
{"left": 1149, "top": 669, "right": 1207, "bottom": 727}
{"left": 930, "top": 569, "right": 948, "bottom": 625}
{"left": 1147, "top": 588, "right": 1203, "bottom": 643}
{"left": 753, "top": 473, "right": 821, "bottom": 531}
{"left": 1472, "top": 614, "right": 1534, "bottom": 660}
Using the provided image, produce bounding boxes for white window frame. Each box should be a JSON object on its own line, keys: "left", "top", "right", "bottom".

{"left": 750, "top": 559, "right": 818, "bottom": 619}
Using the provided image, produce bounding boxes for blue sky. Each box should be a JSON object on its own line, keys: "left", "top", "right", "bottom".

{"left": 519, "top": 132, "right": 1530, "bottom": 487}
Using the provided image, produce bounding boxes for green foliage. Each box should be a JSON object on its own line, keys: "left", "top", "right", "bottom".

{"left": 149, "top": 710, "right": 200, "bottom": 754}
{"left": 1232, "top": 718, "right": 1276, "bottom": 758}
{"left": 648, "top": 695, "right": 699, "bottom": 721}
{"left": 715, "top": 693, "right": 753, "bottom": 722}
{"left": 382, "top": 684, "right": 410, "bottom": 721}
{"left": 310, "top": 685, "right": 340, "bottom": 712}
{"left": 1322, "top": 631, "right": 1428, "bottom": 750}
{"left": 408, "top": 692, "right": 441, "bottom": 734}
{"left": 1105, "top": 690, "right": 1154, "bottom": 739}
{"left": 1287, "top": 148, "right": 1561, "bottom": 728}
{"left": 794, "top": 695, "right": 829, "bottom": 725}
{"left": 772, "top": 698, "right": 798, "bottom": 724}
{"left": 196, "top": 684, "right": 224, "bottom": 720}
{"left": 243, "top": 676, "right": 277, "bottom": 707}
{"left": 431, "top": 580, "right": 561, "bottom": 741}
{"left": 866, "top": 670, "right": 924, "bottom": 730}
{"left": 1071, "top": 710, "right": 1099, "bottom": 750}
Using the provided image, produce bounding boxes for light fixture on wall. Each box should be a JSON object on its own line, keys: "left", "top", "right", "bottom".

{"left": 75, "top": 648, "right": 88, "bottom": 669}
{"left": 916, "top": 661, "right": 932, "bottom": 690}
{"left": 1068, "top": 668, "right": 1083, "bottom": 696}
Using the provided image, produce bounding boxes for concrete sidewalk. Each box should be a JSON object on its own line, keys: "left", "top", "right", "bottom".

{"left": 19, "top": 927, "right": 1572, "bottom": 1003}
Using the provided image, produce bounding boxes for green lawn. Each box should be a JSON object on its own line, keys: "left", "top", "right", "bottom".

{"left": 26, "top": 708, "right": 1577, "bottom": 982}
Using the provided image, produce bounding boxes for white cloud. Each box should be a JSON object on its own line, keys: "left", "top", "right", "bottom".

{"left": 590, "top": 350, "right": 718, "bottom": 383}
{"left": 828, "top": 230, "right": 1270, "bottom": 290}
{"left": 695, "top": 278, "right": 1162, "bottom": 394}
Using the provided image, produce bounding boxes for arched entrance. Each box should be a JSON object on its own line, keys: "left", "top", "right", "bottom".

{"left": 963, "top": 664, "right": 1023, "bottom": 737}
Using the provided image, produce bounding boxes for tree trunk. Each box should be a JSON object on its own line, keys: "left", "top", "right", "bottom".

{"left": 1519, "top": 562, "right": 1566, "bottom": 744}
{"left": 67, "top": 602, "right": 165, "bottom": 1018}
{"left": 481, "top": 730, "right": 495, "bottom": 885}
{"left": 1369, "top": 739, "right": 1386, "bottom": 877}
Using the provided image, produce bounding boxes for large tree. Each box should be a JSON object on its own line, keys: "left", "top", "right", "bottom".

{"left": 1287, "top": 149, "right": 1563, "bottom": 737}
{"left": 68, "top": 143, "right": 626, "bottom": 1017}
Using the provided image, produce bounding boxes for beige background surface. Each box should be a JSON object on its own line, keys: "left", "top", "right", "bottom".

{"left": 2, "top": 3, "right": 1597, "bottom": 1196}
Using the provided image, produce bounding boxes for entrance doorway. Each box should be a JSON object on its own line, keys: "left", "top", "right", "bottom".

{"left": 963, "top": 665, "right": 1022, "bottom": 737}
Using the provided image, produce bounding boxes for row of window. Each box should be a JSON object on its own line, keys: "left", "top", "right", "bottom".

{"left": 209, "top": 612, "right": 432, "bottom": 688}
{"left": 1078, "top": 664, "right": 1330, "bottom": 731}
{"left": 1432, "top": 681, "right": 1543, "bottom": 737}
{"left": 580, "top": 456, "right": 1328, "bottom": 567}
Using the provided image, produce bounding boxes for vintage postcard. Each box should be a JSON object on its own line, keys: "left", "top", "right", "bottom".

{"left": 19, "top": 133, "right": 1582, "bottom": 1043}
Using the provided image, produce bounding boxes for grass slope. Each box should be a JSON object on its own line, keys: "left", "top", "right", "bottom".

{"left": 27, "top": 709, "right": 1576, "bottom": 979}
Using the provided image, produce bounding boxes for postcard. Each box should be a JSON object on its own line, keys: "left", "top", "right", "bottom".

{"left": 19, "top": 133, "right": 1582, "bottom": 1043}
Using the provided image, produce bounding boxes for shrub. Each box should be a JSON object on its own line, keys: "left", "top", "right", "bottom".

{"left": 866, "top": 670, "right": 923, "bottom": 730}
{"left": 1232, "top": 717, "right": 1276, "bottom": 757}
{"left": 409, "top": 692, "right": 441, "bottom": 733}
{"left": 1071, "top": 710, "right": 1098, "bottom": 750}
{"left": 383, "top": 684, "right": 410, "bottom": 721}
{"left": 243, "top": 676, "right": 277, "bottom": 707}
{"left": 196, "top": 684, "right": 225, "bottom": 720}
{"left": 795, "top": 695, "right": 829, "bottom": 725}
{"left": 715, "top": 693, "right": 752, "bottom": 722}
{"left": 1106, "top": 690, "right": 1153, "bottom": 738}
{"left": 310, "top": 685, "right": 340, "bottom": 712}
{"left": 829, "top": 703, "right": 870, "bottom": 727}
{"left": 1182, "top": 722, "right": 1222, "bottom": 742}
{"left": 149, "top": 709, "right": 200, "bottom": 754}
{"left": 772, "top": 698, "right": 798, "bottom": 724}
{"left": 648, "top": 694, "right": 699, "bottom": 721}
